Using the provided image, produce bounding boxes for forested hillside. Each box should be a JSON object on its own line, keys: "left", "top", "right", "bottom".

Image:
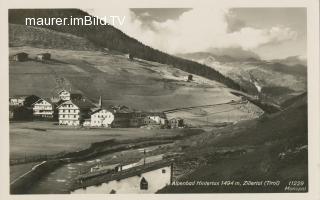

{"left": 9, "top": 9, "right": 243, "bottom": 91}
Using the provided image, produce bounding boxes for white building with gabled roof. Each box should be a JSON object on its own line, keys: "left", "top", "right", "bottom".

{"left": 58, "top": 90, "right": 83, "bottom": 101}
{"left": 32, "top": 97, "right": 55, "bottom": 118}
{"left": 88, "top": 108, "right": 115, "bottom": 127}
{"left": 57, "top": 99, "right": 94, "bottom": 126}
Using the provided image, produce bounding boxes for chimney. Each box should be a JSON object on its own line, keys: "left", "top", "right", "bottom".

{"left": 99, "top": 96, "right": 102, "bottom": 108}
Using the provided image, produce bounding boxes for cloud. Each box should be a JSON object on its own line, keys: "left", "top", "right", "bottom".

{"left": 225, "top": 13, "right": 246, "bottom": 33}
{"left": 87, "top": 7, "right": 298, "bottom": 54}
{"left": 208, "top": 47, "right": 260, "bottom": 60}
{"left": 140, "top": 12, "right": 151, "bottom": 17}
{"left": 224, "top": 26, "right": 298, "bottom": 50}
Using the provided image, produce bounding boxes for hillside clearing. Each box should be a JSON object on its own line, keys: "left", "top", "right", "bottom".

{"left": 10, "top": 46, "right": 263, "bottom": 118}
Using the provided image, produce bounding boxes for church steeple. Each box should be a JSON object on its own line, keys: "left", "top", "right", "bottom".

{"left": 98, "top": 96, "right": 102, "bottom": 108}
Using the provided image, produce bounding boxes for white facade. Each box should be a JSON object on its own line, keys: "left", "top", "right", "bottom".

{"left": 83, "top": 119, "right": 91, "bottom": 127}
{"left": 71, "top": 165, "right": 171, "bottom": 194}
{"left": 59, "top": 90, "right": 71, "bottom": 101}
{"left": 90, "top": 109, "right": 114, "bottom": 127}
{"left": 9, "top": 98, "right": 25, "bottom": 106}
{"left": 33, "top": 99, "right": 54, "bottom": 118}
{"left": 58, "top": 101, "right": 80, "bottom": 126}
{"left": 144, "top": 115, "right": 166, "bottom": 125}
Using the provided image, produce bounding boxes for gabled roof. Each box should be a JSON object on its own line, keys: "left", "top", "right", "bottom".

{"left": 169, "top": 117, "right": 183, "bottom": 121}
{"left": 10, "top": 94, "right": 32, "bottom": 99}
{"left": 70, "top": 93, "right": 83, "bottom": 99}
{"left": 146, "top": 112, "right": 166, "bottom": 118}
{"left": 10, "top": 52, "right": 28, "bottom": 56}
{"left": 58, "top": 90, "right": 82, "bottom": 97}
{"left": 111, "top": 105, "right": 133, "bottom": 113}
{"left": 73, "top": 100, "right": 95, "bottom": 109}
{"left": 57, "top": 99, "right": 95, "bottom": 109}
{"left": 54, "top": 99, "right": 65, "bottom": 107}
{"left": 32, "top": 97, "right": 53, "bottom": 105}
{"left": 90, "top": 108, "right": 114, "bottom": 115}
{"left": 58, "top": 89, "right": 70, "bottom": 94}
{"left": 71, "top": 161, "right": 171, "bottom": 190}
{"left": 70, "top": 93, "right": 82, "bottom": 96}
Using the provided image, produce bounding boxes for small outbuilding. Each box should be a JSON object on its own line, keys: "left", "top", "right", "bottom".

{"left": 9, "top": 52, "right": 29, "bottom": 62}
{"left": 169, "top": 117, "right": 184, "bottom": 129}
{"left": 127, "top": 53, "right": 134, "bottom": 61}
{"left": 36, "top": 53, "right": 51, "bottom": 61}
{"left": 58, "top": 90, "right": 83, "bottom": 101}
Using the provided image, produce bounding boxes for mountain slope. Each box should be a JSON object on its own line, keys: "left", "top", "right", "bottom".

{"left": 177, "top": 52, "right": 307, "bottom": 104}
{"left": 8, "top": 9, "right": 243, "bottom": 91}
{"left": 272, "top": 56, "right": 307, "bottom": 67}
{"left": 159, "top": 93, "right": 308, "bottom": 193}
{"left": 9, "top": 24, "right": 97, "bottom": 51}
{"left": 10, "top": 46, "right": 263, "bottom": 117}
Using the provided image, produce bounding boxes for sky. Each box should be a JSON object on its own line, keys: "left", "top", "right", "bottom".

{"left": 88, "top": 7, "right": 306, "bottom": 60}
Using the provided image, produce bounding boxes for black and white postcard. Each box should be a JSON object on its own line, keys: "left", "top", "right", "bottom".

{"left": 0, "top": 0, "right": 319, "bottom": 199}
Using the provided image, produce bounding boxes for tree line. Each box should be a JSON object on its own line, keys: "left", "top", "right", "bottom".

{"left": 9, "top": 9, "right": 244, "bottom": 91}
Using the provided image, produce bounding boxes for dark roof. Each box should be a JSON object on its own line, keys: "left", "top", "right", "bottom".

{"left": 72, "top": 100, "right": 95, "bottom": 109}
{"left": 10, "top": 95, "right": 30, "bottom": 99}
{"left": 10, "top": 52, "right": 28, "bottom": 56}
{"left": 111, "top": 105, "right": 133, "bottom": 113}
{"left": 57, "top": 99, "right": 94, "bottom": 109}
{"left": 90, "top": 108, "right": 114, "bottom": 115}
{"left": 10, "top": 94, "right": 39, "bottom": 100}
{"left": 146, "top": 112, "right": 167, "bottom": 118}
{"left": 54, "top": 99, "right": 65, "bottom": 106}
{"left": 70, "top": 93, "right": 83, "bottom": 98}
{"left": 169, "top": 117, "right": 183, "bottom": 121}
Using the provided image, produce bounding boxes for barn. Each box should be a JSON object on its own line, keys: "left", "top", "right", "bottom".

{"left": 9, "top": 52, "right": 29, "bottom": 61}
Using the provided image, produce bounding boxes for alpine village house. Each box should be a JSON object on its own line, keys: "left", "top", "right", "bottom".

{"left": 10, "top": 90, "right": 184, "bottom": 129}
{"left": 57, "top": 99, "right": 94, "bottom": 126}
{"left": 32, "top": 98, "right": 56, "bottom": 119}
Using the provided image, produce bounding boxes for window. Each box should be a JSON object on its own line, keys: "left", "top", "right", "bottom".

{"left": 162, "top": 169, "right": 166, "bottom": 173}
{"left": 140, "top": 177, "right": 148, "bottom": 190}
